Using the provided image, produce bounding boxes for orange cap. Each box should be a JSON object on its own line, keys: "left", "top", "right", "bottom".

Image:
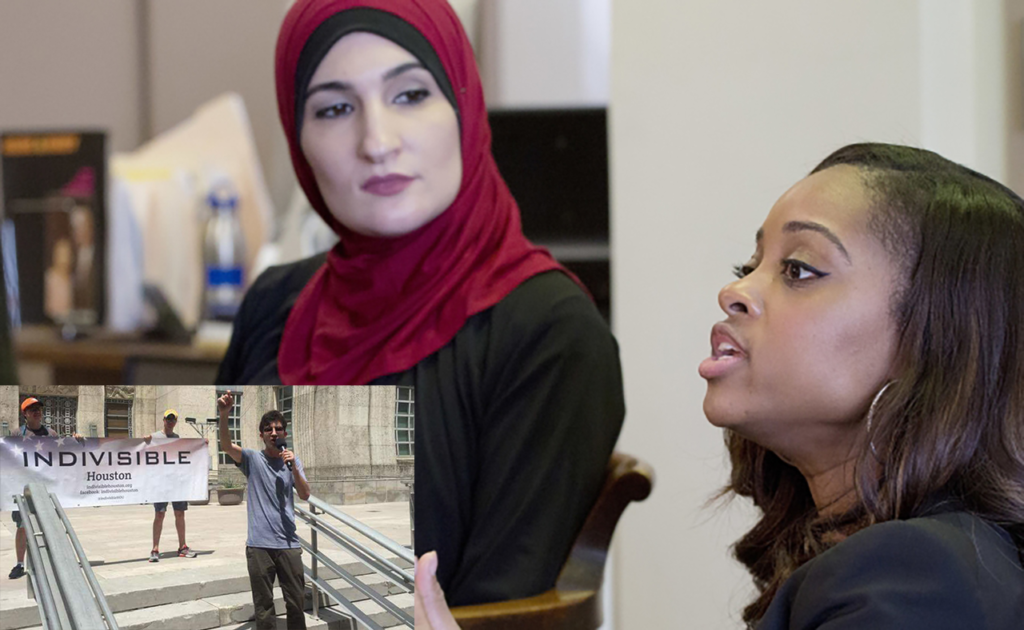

{"left": 21, "top": 397, "right": 41, "bottom": 412}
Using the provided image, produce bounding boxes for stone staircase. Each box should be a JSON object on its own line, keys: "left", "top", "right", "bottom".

{"left": 2, "top": 556, "right": 413, "bottom": 630}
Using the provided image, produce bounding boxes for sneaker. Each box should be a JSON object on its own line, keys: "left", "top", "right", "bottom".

{"left": 8, "top": 564, "right": 25, "bottom": 579}
{"left": 149, "top": 551, "right": 159, "bottom": 563}
{"left": 177, "top": 545, "right": 197, "bottom": 558}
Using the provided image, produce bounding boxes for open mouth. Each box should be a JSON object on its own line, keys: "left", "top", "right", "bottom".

{"left": 699, "top": 324, "right": 747, "bottom": 379}
{"left": 713, "top": 340, "right": 741, "bottom": 359}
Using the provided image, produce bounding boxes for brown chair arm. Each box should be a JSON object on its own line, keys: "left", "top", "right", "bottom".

{"left": 452, "top": 589, "right": 598, "bottom": 630}
{"left": 556, "top": 452, "right": 653, "bottom": 592}
{"left": 449, "top": 452, "right": 654, "bottom": 629}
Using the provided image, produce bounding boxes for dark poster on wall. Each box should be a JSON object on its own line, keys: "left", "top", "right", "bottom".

{"left": 1, "top": 131, "right": 106, "bottom": 327}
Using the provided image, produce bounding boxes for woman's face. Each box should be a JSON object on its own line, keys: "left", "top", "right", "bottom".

{"left": 300, "top": 32, "right": 462, "bottom": 238}
{"left": 700, "top": 166, "right": 900, "bottom": 466}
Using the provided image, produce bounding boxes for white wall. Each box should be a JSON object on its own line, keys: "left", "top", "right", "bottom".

{"left": 920, "top": 0, "right": 1014, "bottom": 183}
{"left": 0, "top": 0, "right": 142, "bottom": 152}
{"left": 478, "top": 0, "right": 610, "bottom": 107}
{"left": 1006, "top": 0, "right": 1024, "bottom": 194}
{"left": 447, "top": 0, "right": 482, "bottom": 47}
{"left": 609, "top": 1, "right": 1021, "bottom": 628}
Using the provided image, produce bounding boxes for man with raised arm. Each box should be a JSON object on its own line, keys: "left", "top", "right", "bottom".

{"left": 217, "top": 391, "right": 311, "bottom": 630}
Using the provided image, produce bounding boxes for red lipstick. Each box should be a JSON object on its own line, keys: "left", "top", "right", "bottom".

{"left": 362, "top": 174, "right": 415, "bottom": 196}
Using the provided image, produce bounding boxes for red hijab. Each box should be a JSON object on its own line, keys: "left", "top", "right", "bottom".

{"left": 276, "top": 0, "right": 577, "bottom": 385}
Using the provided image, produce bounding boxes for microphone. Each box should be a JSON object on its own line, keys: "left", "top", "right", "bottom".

{"left": 275, "top": 437, "right": 292, "bottom": 470}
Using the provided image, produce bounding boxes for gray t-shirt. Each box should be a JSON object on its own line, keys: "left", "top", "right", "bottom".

{"left": 239, "top": 448, "right": 304, "bottom": 549}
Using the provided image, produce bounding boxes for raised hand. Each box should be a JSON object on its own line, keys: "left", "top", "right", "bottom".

{"left": 217, "top": 391, "right": 234, "bottom": 413}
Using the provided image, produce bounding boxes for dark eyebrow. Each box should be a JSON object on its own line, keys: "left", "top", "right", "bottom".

{"left": 306, "top": 80, "right": 351, "bottom": 98}
{"left": 782, "top": 220, "right": 851, "bottom": 262}
{"left": 305, "top": 62, "right": 426, "bottom": 99}
{"left": 383, "top": 61, "right": 425, "bottom": 82}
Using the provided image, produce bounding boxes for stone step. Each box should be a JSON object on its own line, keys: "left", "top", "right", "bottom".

{"left": 0, "top": 567, "right": 246, "bottom": 630}
{"left": 210, "top": 610, "right": 350, "bottom": 630}
{"left": 23, "top": 599, "right": 221, "bottom": 630}
{"left": 2, "top": 558, "right": 411, "bottom": 630}
{"left": 200, "top": 577, "right": 406, "bottom": 627}
{"left": 19, "top": 579, "right": 411, "bottom": 630}
{"left": 310, "top": 582, "right": 413, "bottom": 629}
{"left": 352, "top": 593, "right": 414, "bottom": 629}
{"left": 104, "top": 564, "right": 251, "bottom": 615}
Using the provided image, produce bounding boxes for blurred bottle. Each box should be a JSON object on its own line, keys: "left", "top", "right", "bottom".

{"left": 202, "top": 181, "right": 245, "bottom": 321}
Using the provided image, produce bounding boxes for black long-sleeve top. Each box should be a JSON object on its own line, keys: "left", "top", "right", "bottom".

{"left": 216, "top": 256, "right": 625, "bottom": 605}
{"left": 758, "top": 505, "right": 1024, "bottom": 629}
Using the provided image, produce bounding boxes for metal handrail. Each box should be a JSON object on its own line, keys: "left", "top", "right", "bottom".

{"left": 295, "top": 512, "right": 413, "bottom": 625}
{"left": 296, "top": 493, "right": 414, "bottom": 629}
{"left": 19, "top": 483, "right": 118, "bottom": 630}
{"left": 26, "top": 483, "right": 106, "bottom": 628}
{"left": 295, "top": 504, "right": 413, "bottom": 591}
{"left": 13, "top": 494, "right": 59, "bottom": 630}
{"left": 306, "top": 494, "right": 414, "bottom": 564}
{"left": 52, "top": 499, "right": 119, "bottom": 629}
{"left": 299, "top": 541, "right": 389, "bottom": 630}
{"left": 302, "top": 564, "right": 386, "bottom": 630}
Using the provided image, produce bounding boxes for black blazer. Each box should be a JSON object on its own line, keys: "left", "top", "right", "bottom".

{"left": 758, "top": 509, "right": 1024, "bottom": 629}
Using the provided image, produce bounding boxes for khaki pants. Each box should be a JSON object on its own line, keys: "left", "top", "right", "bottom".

{"left": 245, "top": 546, "right": 306, "bottom": 630}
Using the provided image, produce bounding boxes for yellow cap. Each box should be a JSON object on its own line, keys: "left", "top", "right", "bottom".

{"left": 163, "top": 409, "right": 178, "bottom": 419}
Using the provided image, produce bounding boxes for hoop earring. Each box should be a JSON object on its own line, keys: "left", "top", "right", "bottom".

{"left": 865, "top": 381, "right": 895, "bottom": 458}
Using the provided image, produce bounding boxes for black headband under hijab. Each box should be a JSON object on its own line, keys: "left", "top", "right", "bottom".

{"left": 294, "top": 7, "right": 459, "bottom": 139}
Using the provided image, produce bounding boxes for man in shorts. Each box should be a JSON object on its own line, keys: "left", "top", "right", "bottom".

{"left": 218, "top": 392, "right": 311, "bottom": 630}
{"left": 8, "top": 398, "right": 58, "bottom": 579}
{"left": 144, "top": 409, "right": 198, "bottom": 561}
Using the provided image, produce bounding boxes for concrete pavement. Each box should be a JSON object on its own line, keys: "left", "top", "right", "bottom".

{"left": 0, "top": 498, "right": 412, "bottom": 629}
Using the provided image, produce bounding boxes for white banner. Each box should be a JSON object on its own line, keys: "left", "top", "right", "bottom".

{"left": 0, "top": 437, "right": 209, "bottom": 511}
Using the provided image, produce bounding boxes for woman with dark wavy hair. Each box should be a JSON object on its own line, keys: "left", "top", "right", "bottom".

{"left": 416, "top": 145, "right": 1023, "bottom": 628}
{"left": 700, "top": 143, "right": 1024, "bottom": 628}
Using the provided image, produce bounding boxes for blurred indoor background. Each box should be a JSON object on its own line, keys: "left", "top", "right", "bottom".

{"left": 0, "top": 0, "right": 612, "bottom": 385}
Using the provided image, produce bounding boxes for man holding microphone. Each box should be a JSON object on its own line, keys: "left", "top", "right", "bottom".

{"left": 217, "top": 392, "right": 311, "bottom": 630}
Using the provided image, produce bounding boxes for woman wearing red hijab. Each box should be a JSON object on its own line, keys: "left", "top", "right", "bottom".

{"left": 216, "top": 0, "right": 625, "bottom": 607}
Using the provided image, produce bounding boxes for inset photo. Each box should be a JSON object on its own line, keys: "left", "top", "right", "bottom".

{"left": 0, "top": 385, "right": 414, "bottom": 629}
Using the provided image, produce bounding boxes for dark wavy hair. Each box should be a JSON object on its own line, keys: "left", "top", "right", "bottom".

{"left": 259, "top": 410, "right": 288, "bottom": 434}
{"left": 725, "top": 143, "right": 1024, "bottom": 626}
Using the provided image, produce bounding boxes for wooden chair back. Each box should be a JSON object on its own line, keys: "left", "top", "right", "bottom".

{"left": 451, "top": 452, "right": 654, "bottom": 630}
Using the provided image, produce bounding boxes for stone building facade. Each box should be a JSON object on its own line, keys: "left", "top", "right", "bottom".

{"left": 0, "top": 386, "right": 20, "bottom": 428}
{"left": 3, "top": 385, "right": 414, "bottom": 505}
